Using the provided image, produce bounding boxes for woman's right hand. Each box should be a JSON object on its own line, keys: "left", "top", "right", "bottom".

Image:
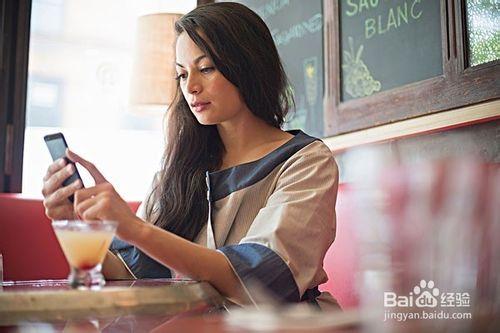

{"left": 42, "top": 157, "right": 82, "bottom": 220}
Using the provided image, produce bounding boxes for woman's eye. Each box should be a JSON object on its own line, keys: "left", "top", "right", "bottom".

{"left": 175, "top": 73, "right": 187, "bottom": 81}
{"left": 200, "top": 67, "right": 214, "bottom": 74}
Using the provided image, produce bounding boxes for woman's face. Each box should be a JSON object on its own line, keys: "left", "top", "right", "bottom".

{"left": 175, "top": 32, "right": 248, "bottom": 126}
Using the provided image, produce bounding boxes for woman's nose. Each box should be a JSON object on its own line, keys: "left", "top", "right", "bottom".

{"left": 186, "top": 73, "right": 202, "bottom": 95}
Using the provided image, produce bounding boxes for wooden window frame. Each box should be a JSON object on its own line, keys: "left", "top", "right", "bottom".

{"left": 324, "top": 0, "right": 500, "bottom": 137}
{"left": 0, "top": 0, "right": 31, "bottom": 192}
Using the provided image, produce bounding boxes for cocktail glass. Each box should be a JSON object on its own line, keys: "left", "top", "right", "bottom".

{"left": 52, "top": 220, "right": 117, "bottom": 289}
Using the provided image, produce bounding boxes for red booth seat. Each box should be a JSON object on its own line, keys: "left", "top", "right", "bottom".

{"left": 0, "top": 187, "right": 358, "bottom": 308}
{"left": 0, "top": 193, "right": 140, "bottom": 281}
{"left": 319, "top": 184, "right": 359, "bottom": 309}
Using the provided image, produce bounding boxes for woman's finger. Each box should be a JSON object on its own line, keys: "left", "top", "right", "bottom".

{"left": 44, "top": 203, "right": 76, "bottom": 220}
{"left": 74, "top": 194, "right": 100, "bottom": 220}
{"left": 46, "top": 179, "right": 82, "bottom": 205}
{"left": 80, "top": 204, "right": 102, "bottom": 221}
{"left": 43, "top": 158, "right": 67, "bottom": 182}
{"left": 42, "top": 163, "right": 76, "bottom": 196}
{"left": 74, "top": 183, "right": 113, "bottom": 204}
{"left": 66, "top": 149, "right": 107, "bottom": 184}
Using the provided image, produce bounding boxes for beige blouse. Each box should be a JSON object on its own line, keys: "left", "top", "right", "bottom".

{"left": 111, "top": 130, "right": 339, "bottom": 309}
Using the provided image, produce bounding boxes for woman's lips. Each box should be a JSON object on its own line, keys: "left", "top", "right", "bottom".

{"left": 192, "top": 102, "right": 211, "bottom": 112}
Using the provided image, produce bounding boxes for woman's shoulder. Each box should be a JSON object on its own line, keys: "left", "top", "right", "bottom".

{"left": 301, "top": 138, "right": 334, "bottom": 156}
{"left": 289, "top": 134, "right": 336, "bottom": 164}
{"left": 279, "top": 137, "right": 338, "bottom": 181}
{"left": 285, "top": 130, "right": 331, "bottom": 153}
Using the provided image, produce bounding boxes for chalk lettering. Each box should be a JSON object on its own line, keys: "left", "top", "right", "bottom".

{"left": 345, "top": 0, "right": 379, "bottom": 17}
{"left": 272, "top": 13, "right": 323, "bottom": 46}
{"left": 365, "top": 18, "right": 376, "bottom": 39}
{"left": 398, "top": 3, "right": 408, "bottom": 25}
{"left": 364, "top": 0, "right": 424, "bottom": 40}
{"left": 387, "top": 8, "right": 397, "bottom": 30}
{"left": 345, "top": 0, "right": 358, "bottom": 17}
{"left": 255, "top": 0, "right": 290, "bottom": 20}
{"left": 411, "top": 0, "right": 423, "bottom": 19}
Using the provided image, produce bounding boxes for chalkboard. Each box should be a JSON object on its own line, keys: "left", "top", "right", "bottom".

{"left": 339, "top": 0, "right": 443, "bottom": 102}
{"left": 217, "top": 0, "right": 324, "bottom": 137}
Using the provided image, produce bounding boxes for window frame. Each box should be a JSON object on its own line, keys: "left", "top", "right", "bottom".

{"left": 0, "top": 0, "right": 31, "bottom": 192}
{"left": 324, "top": 0, "right": 500, "bottom": 136}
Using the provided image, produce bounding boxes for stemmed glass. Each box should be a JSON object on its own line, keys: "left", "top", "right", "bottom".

{"left": 52, "top": 220, "right": 117, "bottom": 289}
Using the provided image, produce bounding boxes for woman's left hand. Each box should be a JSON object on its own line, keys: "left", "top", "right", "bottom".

{"left": 74, "top": 183, "right": 141, "bottom": 240}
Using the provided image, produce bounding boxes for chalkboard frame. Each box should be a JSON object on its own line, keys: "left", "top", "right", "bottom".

{"left": 324, "top": 0, "right": 500, "bottom": 136}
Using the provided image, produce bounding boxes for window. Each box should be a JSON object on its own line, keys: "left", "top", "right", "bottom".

{"left": 22, "top": 0, "right": 197, "bottom": 199}
{"left": 465, "top": 0, "right": 500, "bottom": 67}
{"left": 31, "top": 0, "right": 64, "bottom": 35}
{"left": 26, "top": 77, "right": 63, "bottom": 127}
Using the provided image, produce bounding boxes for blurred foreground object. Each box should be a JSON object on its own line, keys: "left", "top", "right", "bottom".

{"left": 225, "top": 304, "right": 359, "bottom": 331}
{"left": 346, "top": 146, "right": 500, "bottom": 332}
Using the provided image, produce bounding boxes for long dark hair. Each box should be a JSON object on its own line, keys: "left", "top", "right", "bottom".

{"left": 145, "top": 2, "right": 293, "bottom": 241}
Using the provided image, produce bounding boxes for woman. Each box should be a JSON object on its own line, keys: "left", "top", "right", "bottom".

{"left": 42, "top": 2, "right": 339, "bottom": 309}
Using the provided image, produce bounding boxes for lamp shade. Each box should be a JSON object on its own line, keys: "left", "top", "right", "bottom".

{"left": 129, "top": 13, "right": 182, "bottom": 113}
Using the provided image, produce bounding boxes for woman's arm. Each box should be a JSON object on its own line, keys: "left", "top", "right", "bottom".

{"left": 125, "top": 216, "right": 247, "bottom": 303}
{"left": 73, "top": 182, "right": 248, "bottom": 304}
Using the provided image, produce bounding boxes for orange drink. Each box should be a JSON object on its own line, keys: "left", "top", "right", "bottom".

{"left": 54, "top": 229, "right": 114, "bottom": 270}
{"left": 52, "top": 220, "right": 117, "bottom": 289}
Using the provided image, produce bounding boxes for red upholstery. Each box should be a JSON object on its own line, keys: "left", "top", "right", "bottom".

{"left": 0, "top": 193, "right": 140, "bottom": 281}
{"left": 319, "top": 184, "right": 360, "bottom": 309}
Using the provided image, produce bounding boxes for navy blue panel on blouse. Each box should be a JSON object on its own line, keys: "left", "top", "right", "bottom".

{"left": 110, "top": 238, "right": 171, "bottom": 279}
{"left": 208, "top": 130, "right": 319, "bottom": 202}
{"left": 219, "top": 243, "right": 301, "bottom": 303}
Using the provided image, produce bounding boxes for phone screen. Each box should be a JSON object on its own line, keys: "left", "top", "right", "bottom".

{"left": 45, "top": 134, "right": 69, "bottom": 162}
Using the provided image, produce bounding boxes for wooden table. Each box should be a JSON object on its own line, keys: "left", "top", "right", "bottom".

{"left": 0, "top": 279, "right": 361, "bottom": 332}
{"left": 7, "top": 279, "right": 492, "bottom": 332}
{"left": 0, "top": 278, "right": 225, "bottom": 330}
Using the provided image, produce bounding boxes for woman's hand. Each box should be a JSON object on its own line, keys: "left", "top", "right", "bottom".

{"left": 42, "top": 158, "right": 82, "bottom": 220}
{"left": 74, "top": 183, "right": 141, "bottom": 241}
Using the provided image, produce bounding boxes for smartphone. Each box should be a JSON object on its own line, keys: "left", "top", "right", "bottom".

{"left": 44, "top": 132, "right": 84, "bottom": 202}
